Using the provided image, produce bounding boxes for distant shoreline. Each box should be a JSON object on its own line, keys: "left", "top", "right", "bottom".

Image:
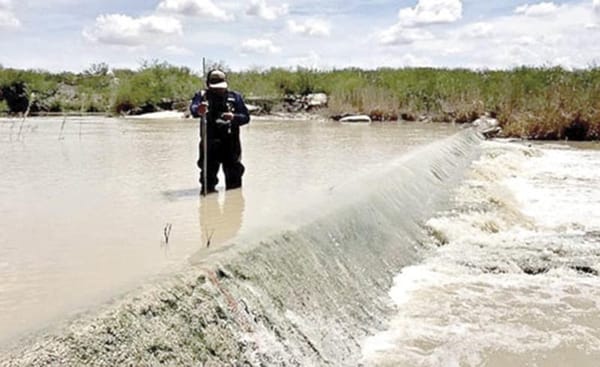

{"left": 2, "top": 64, "right": 599, "bottom": 140}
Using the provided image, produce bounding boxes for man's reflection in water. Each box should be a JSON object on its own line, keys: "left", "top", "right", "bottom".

{"left": 198, "top": 189, "right": 245, "bottom": 249}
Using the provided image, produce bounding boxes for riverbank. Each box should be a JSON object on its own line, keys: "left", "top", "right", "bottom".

{"left": 2, "top": 64, "right": 599, "bottom": 140}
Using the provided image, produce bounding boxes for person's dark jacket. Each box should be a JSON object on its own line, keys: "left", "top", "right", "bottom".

{"left": 190, "top": 90, "right": 250, "bottom": 140}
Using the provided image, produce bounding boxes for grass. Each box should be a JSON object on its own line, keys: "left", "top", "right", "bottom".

{"left": 1, "top": 63, "right": 600, "bottom": 140}
{"left": 228, "top": 66, "right": 600, "bottom": 139}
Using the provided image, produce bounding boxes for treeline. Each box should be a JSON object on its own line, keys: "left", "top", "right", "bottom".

{"left": 0, "top": 61, "right": 202, "bottom": 115}
{"left": 1, "top": 62, "right": 599, "bottom": 140}
{"left": 231, "top": 67, "right": 600, "bottom": 140}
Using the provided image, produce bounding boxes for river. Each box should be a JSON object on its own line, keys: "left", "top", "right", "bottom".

{"left": 0, "top": 116, "right": 456, "bottom": 348}
{"left": 1, "top": 116, "right": 598, "bottom": 366}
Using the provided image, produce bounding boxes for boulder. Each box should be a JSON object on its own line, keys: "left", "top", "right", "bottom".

{"left": 279, "top": 93, "right": 328, "bottom": 113}
{"left": 473, "top": 116, "right": 501, "bottom": 138}
{"left": 340, "top": 115, "right": 372, "bottom": 123}
{"left": 246, "top": 103, "right": 262, "bottom": 114}
{"left": 472, "top": 116, "right": 500, "bottom": 129}
{"left": 304, "top": 93, "right": 328, "bottom": 108}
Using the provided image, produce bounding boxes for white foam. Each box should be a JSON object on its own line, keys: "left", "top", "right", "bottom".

{"left": 363, "top": 142, "right": 600, "bottom": 366}
{"left": 507, "top": 148, "right": 600, "bottom": 230}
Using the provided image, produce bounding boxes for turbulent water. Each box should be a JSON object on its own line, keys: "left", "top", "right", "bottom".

{"left": 363, "top": 141, "right": 600, "bottom": 367}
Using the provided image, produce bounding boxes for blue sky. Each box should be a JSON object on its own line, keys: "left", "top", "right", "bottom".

{"left": 1, "top": 0, "right": 599, "bottom": 72}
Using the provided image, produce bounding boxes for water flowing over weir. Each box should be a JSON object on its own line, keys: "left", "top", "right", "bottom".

{"left": 363, "top": 142, "right": 600, "bottom": 367}
{"left": 1, "top": 130, "right": 483, "bottom": 366}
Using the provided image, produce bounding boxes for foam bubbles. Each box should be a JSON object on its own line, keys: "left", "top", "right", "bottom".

{"left": 363, "top": 142, "right": 600, "bottom": 367}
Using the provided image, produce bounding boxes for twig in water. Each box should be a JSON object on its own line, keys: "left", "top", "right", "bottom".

{"left": 163, "top": 223, "right": 173, "bottom": 244}
{"left": 9, "top": 118, "right": 16, "bottom": 141}
{"left": 204, "top": 228, "right": 215, "bottom": 248}
{"left": 17, "top": 92, "right": 34, "bottom": 140}
{"left": 79, "top": 94, "right": 86, "bottom": 140}
{"left": 58, "top": 114, "right": 67, "bottom": 140}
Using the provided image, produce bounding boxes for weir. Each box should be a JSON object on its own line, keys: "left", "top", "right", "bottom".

{"left": 1, "top": 130, "right": 483, "bottom": 366}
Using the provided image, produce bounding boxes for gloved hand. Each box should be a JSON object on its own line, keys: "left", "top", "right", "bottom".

{"left": 216, "top": 112, "right": 236, "bottom": 127}
{"left": 221, "top": 112, "right": 234, "bottom": 121}
{"left": 197, "top": 102, "right": 208, "bottom": 115}
{"left": 215, "top": 118, "right": 231, "bottom": 126}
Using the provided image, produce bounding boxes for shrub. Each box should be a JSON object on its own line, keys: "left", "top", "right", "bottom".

{"left": 2, "top": 63, "right": 600, "bottom": 139}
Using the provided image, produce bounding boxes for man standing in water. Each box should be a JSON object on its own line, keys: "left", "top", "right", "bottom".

{"left": 190, "top": 70, "right": 250, "bottom": 193}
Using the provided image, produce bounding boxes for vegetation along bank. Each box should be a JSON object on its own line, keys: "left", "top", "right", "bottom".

{"left": 1, "top": 61, "right": 599, "bottom": 140}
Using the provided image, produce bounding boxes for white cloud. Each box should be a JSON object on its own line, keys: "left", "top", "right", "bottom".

{"left": 157, "top": 0, "right": 233, "bottom": 21}
{"left": 287, "top": 51, "right": 322, "bottom": 68}
{"left": 397, "top": 0, "right": 463, "bottom": 26}
{"left": 415, "top": 3, "right": 595, "bottom": 69}
{"left": 374, "top": 1, "right": 600, "bottom": 68}
{"left": 246, "top": 0, "right": 288, "bottom": 21}
{"left": 0, "top": 11, "right": 20, "bottom": 28}
{"left": 0, "top": 0, "right": 20, "bottom": 29}
{"left": 394, "top": 53, "right": 434, "bottom": 67}
{"left": 514, "top": 35, "right": 537, "bottom": 46}
{"left": 378, "top": 24, "right": 433, "bottom": 45}
{"left": 370, "top": 51, "right": 435, "bottom": 68}
{"left": 240, "top": 38, "right": 281, "bottom": 54}
{"left": 462, "top": 22, "right": 494, "bottom": 38}
{"left": 83, "top": 14, "right": 183, "bottom": 46}
{"left": 376, "top": 0, "right": 460, "bottom": 49}
{"left": 287, "top": 19, "right": 331, "bottom": 37}
{"left": 514, "top": 2, "right": 561, "bottom": 16}
{"left": 164, "top": 45, "right": 193, "bottom": 55}
{"left": 587, "top": 0, "right": 600, "bottom": 28}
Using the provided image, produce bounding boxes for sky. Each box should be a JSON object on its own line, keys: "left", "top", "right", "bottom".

{"left": 1, "top": 0, "right": 600, "bottom": 72}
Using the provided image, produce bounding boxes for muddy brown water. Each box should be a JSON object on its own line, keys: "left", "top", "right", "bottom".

{"left": 0, "top": 116, "right": 458, "bottom": 346}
